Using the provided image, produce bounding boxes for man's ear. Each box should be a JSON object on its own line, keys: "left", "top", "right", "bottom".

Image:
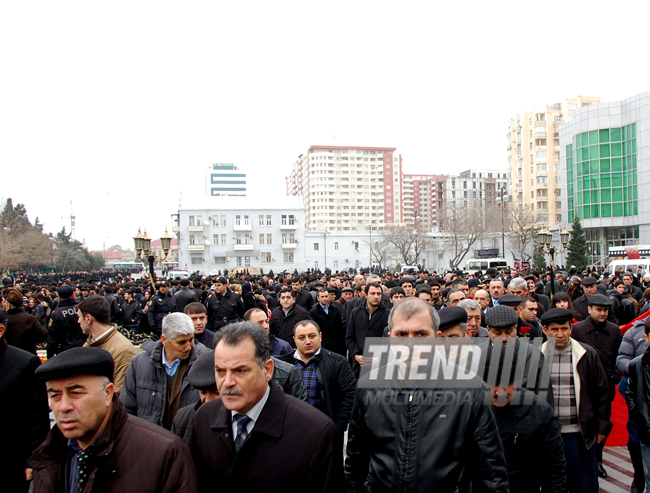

{"left": 0, "top": 325, "right": 5, "bottom": 338}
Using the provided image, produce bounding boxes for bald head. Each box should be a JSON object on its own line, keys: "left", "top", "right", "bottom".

{"left": 473, "top": 289, "right": 490, "bottom": 311}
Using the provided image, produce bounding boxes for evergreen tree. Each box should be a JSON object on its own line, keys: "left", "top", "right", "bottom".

{"left": 566, "top": 215, "right": 589, "bottom": 271}
{"left": 532, "top": 238, "right": 546, "bottom": 269}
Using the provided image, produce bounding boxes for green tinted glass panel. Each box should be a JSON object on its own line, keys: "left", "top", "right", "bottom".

{"left": 601, "top": 204, "right": 612, "bottom": 217}
{"left": 583, "top": 191, "right": 591, "bottom": 204}
{"left": 612, "top": 173, "right": 622, "bottom": 187}
{"left": 583, "top": 176, "right": 591, "bottom": 189}
{"left": 576, "top": 134, "right": 582, "bottom": 147}
{"left": 632, "top": 124, "right": 637, "bottom": 137}
{"left": 612, "top": 158, "right": 622, "bottom": 171}
{"left": 613, "top": 187, "right": 623, "bottom": 201}
{"left": 568, "top": 198, "right": 574, "bottom": 209}
{"left": 591, "top": 190, "right": 599, "bottom": 202}
{"left": 623, "top": 141, "right": 628, "bottom": 155}
{"left": 611, "top": 128, "right": 621, "bottom": 141}
{"left": 623, "top": 126, "right": 627, "bottom": 140}
{"left": 624, "top": 203, "right": 629, "bottom": 215}
{"left": 583, "top": 206, "right": 591, "bottom": 218}
{"left": 590, "top": 160, "right": 599, "bottom": 174}
{"left": 600, "top": 144, "right": 610, "bottom": 158}
{"left": 599, "top": 129, "right": 610, "bottom": 142}
{"left": 568, "top": 211, "right": 574, "bottom": 222}
{"left": 600, "top": 159, "right": 610, "bottom": 172}
{"left": 590, "top": 130, "right": 598, "bottom": 144}
{"left": 633, "top": 140, "right": 637, "bottom": 153}
{"left": 613, "top": 203, "right": 623, "bottom": 217}
{"left": 601, "top": 188, "right": 611, "bottom": 202}
{"left": 624, "top": 188, "right": 629, "bottom": 201}
{"left": 582, "top": 162, "right": 590, "bottom": 175}
{"left": 590, "top": 145, "right": 599, "bottom": 158}
{"left": 611, "top": 143, "right": 622, "bottom": 157}
{"left": 633, "top": 172, "right": 637, "bottom": 184}
{"left": 602, "top": 175, "right": 611, "bottom": 188}
{"left": 623, "top": 156, "right": 628, "bottom": 170}
{"left": 591, "top": 175, "right": 600, "bottom": 188}
{"left": 582, "top": 147, "right": 589, "bottom": 160}
{"left": 592, "top": 205, "right": 600, "bottom": 217}
{"left": 633, "top": 201, "right": 638, "bottom": 215}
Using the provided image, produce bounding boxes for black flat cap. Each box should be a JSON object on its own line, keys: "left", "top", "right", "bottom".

{"left": 588, "top": 294, "right": 613, "bottom": 307}
{"left": 486, "top": 305, "right": 518, "bottom": 329}
{"left": 35, "top": 347, "right": 114, "bottom": 382}
{"left": 438, "top": 307, "right": 468, "bottom": 331}
{"left": 341, "top": 287, "right": 353, "bottom": 293}
{"left": 57, "top": 285, "right": 74, "bottom": 298}
{"left": 540, "top": 308, "right": 575, "bottom": 326}
{"left": 325, "top": 287, "right": 337, "bottom": 293}
{"left": 486, "top": 268, "right": 497, "bottom": 276}
{"left": 180, "top": 279, "right": 190, "bottom": 287}
{"left": 188, "top": 350, "right": 216, "bottom": 390}
{"left": 498, "top": 294, "right": 523, "bottom": 307}
{"left": 384, "top": 280, "right": 398, "bottom": 288}
{"left": 581, "top": 277, "right": 597, "bottom": 286}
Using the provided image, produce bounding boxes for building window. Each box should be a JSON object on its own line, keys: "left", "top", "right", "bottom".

{"left": 213, "top": 234, "right": 219, "bottom": 245}
{"left": 189, "top": 216, "right": 195, "bottom": 226}
{"left": 258, "top": 215, "right": 265, "bottom": 226}
{"left": 266, "top": 215, "right": 272, "bottom": 226}
{"left": 261, "top": 252, "right": 271, "bottom": 263}
{"left": 334, "top": 242, "right": 338, "bottom": 250}
{"left": 191, "top": 257, "right": 202, "bottom": 265}
{"left": 314, "top": 243, "right": 319, "bottom": 251}
{"left": 267, "top": 234, "right": 272, "bottom": 245}
{"left": 214, "top": 256, "right": 226, "bottom": 264}
{"left": 220, "top": 234, "right": 227, "bottom": 246}
{"left": 236, "top": 234, "right": 243, "bottom": 244}
{"left": 245, "top": 256, "right": 251, "bottom": 267}
{"left": 333, "top": 260, "right": 339, "bottom": 269}
{"left": 282, "top": 234, "right": 296, "bottom": 244}
{"left": 259, "top": 234, "right": 265, "bottom": 245}
{"left": 220, "top": 215, "right": 226, "bottom": 227}
{"left": 354, "top": 242, "right": 359, "bottom": 250}
{"left": 284, "top": 252, "right": 294, "bottom": 263}
{"left": 237, "top": 257, "right": 243, "bottom": 267}
{"left": 189, "top": 234, "right": 196, "bottom": 245}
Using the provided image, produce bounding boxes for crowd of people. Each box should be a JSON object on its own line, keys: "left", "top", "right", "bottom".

{"left": 2, "top": 263, "right": 650, "bottom": 492}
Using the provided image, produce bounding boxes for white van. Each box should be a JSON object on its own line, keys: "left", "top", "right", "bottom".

{"left": 604, "top": 260, "right": 650, "bottom": 277}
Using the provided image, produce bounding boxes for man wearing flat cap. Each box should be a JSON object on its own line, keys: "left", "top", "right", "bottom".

{"left": 486, "top": 305, "right": 553, "bottom": 406}
{"left": 541, "top": 308, "right": 612, "bottom": 491}
{"left": 574, "top": 276, "right": 618, "bottom": 323}
{"left": 29, "top": 347, "right": 198, "bottom": 492}
{"left": 571, "top": 293, "right": 622, "bottom": 478}
{"left": 46, "top": 285, "right": 86, "bottom": 359}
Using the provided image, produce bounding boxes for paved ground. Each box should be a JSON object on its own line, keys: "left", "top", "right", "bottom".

{"left": 601, "top": 447, "right": 636, "bottom": 493}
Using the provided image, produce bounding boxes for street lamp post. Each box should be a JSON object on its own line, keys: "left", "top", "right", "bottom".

{"left": 133, "top": 228, "right": 173, "bottom": 286}
{"left": 495, "top": 186, "right": 509, "bottom": 258}
{"left": 537, "top": 226, "right": 570, "bottom": 301}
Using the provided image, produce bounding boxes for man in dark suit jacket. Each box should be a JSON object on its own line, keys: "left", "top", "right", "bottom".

{"left": 269, "top": 288, "right": 312, "bottom": 347}
{"left": 310, "top": 289, "right": 345, "bottom": 355}
{"left": 574, "top": 277, "right": 618, "bottom": 324}
{"left": 192, "top": 322, "right": 342, "bottom": 493}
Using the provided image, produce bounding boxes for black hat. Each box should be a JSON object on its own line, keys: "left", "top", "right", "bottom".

{"left": 486, "top": 268, "right": 497, "bottom": 276}
{"left": 180, "top": 279, "right": 190, "bottom": 287}
{"left": 188, "top": 350, "right": 216, "bottom": 390}
{"left": 485, "top": 305, "right": 518, "bottom": 329}
{"left": 215, "top": 277, "right": 227, "bottom": 285}
{"left": 341, "top": 287, "right": 353, "bottom": 293}
{"left": 540, "top": 308, "right": 574, "bottom": 326}
{"left": 438, "top": 307, "right": 468, "bottom": 331}
{"left": 35, "top": 347, "right": 114, "bottom": 382}
{"left": 468, "top": 278, "right": 484, "bottom": 289}
{"left": 159, "top": 281, "right": 170, "bottom": 287}
{"left": 325, "top": 287, "right": 337, "bottom": 293}
{"left": 57, "top": 285, "right": 74, "bottom": 299}
{"left": 587, "top": 294, "right": 613, "bottom": 307}
{"left": 498, "top": 294, "right": 523, "bottom": 307}
{"left": 0, "top": 308, "right": 7, "bottom": 325}
{"left": 581, "top": 277, "right": 597, "bottom": 286}
{"left": 384, "top": 280, "right": 398, "bottom": 289}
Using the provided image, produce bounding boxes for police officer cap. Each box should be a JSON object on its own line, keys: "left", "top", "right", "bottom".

{"left": 498, "top": 294, "right": 522, "bottom": 307}
{"left": 159, "top": 281, "right": 170, "bottom": 287}
{"left": 341, "top": 287, "right": 353, "bottom": 293}
{"left": 540, "top": 308, "right": 574, "bottom": 326}
{"left": 35, "top": 347, "right": 114, "bottom": 382}
{"left": 215, "top": 277, "right": 227, "bottom": 285}
{"left": 188, "top": 350, "right": 216, "bottom": 390}
{"left": 587, "top": 294, "right": 613, "bottom": 307}
{"left": 581, "top": 276, "right": 597, "bottom": 286}
{"left": 485, "top": 305, "right": 518, "bottom": 329}
{"left": 57, "top": 285, "right": 74, "bottom": 298}
{"left": 438, "top": 307, "right": 468, "bottom": 331}
{"left": 467, "top": 278, "right": 484, "bottom": 289}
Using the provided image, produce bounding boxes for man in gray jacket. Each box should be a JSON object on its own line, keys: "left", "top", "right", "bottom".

{"left": 121, "top": 312, "right": 208, "bottom": 429}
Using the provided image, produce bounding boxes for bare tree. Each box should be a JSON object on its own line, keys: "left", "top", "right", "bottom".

{"left": 383, "top": 225, "right": 429, "bottom": 266}
{"left": 364, "top": 235, "right": 393, "bottom": 269}
{"left": 506, "top": 204, "right": 539, "bottom": 262}
{"left": 442, "top": 201, "right": 488, "bottom": 269}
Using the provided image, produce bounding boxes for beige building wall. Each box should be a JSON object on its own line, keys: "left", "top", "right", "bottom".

{"left": 507, "top": 96, "right": 600, "bottom": 227}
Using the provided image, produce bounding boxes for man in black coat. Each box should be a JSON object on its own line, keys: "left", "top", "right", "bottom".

{"left": 279, "top": 320, "right": 356, "bottom": 436}
{"left": 574, "top": 276, "right": 618, "bottom": 324}
{"left": 103, "top": 285, "right": 120, "bottom": 324}
{"left": 205, "top": 277, "right": 245, "bottom": 332}
{"left": 291, "top": 277, "right": 315, "bottom": 310}
{"left": 120, "top": 289, "right": 142, "bottom": 332}
{"left": 147, "top": 281, "right": 177, "bottom": 336}
{"left": 269, "top": 288, "right": 312, "bottom": 347}
{"left": 0, "top": 309, "right": 50, "bottom": 493}
{"left": 345, "top": 282, "right": 389, "bottom": 379}
{"left": 572, "top": 294, "right": 623, "bottom": 479}
{"left": 174, "top": 279, "right": 199, "bottom": 313}
{"left": 47, "top": 285, "right": 85, "bottom": 358}
{"left": 192, "top": 322, "right": 343, "bottom": 492}
{"left": 310, "top": 289, "right": 345, "bottom": 356}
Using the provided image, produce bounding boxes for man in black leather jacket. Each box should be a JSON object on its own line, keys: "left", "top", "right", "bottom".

{"left": 345, "top": 298, "right": 509, "bottom": 492}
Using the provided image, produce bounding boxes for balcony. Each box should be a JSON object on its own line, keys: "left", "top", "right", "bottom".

{"left": 172, "top": 225, "right": 180, "bottom": 233}
{"left": 233, "top": 244, "right": 254, "bottom": 251}
{"left": 188, "top": 244, "right": 205, "bottom": 251}
{"left": 233, "top": 223, "right": 253, "bottom": 232}
{"left": 188, "top": 225, "right": 204, "bottom": 232}
{"left": 534, "top": 131, "right": 547, "bottom": 139}
{"left": 280, "top": 222, "right": 297, "bottom": 230}
{"left": 534, "top": 120, "right": 547, "bottom": 127}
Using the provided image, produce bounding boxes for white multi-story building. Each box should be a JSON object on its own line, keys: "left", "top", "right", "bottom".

{"left": 286, "top": 145, "right": 403, "bottom": 232}
{"left": 205, "top": 163, "right": 247, "bottom": 196}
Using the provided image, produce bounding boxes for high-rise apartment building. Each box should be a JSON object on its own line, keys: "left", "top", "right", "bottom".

{"left": 402, "top": 174, "right": 447, "bottom": 231}
{"left": 507, "top": 96, "right": 600, "bottom": 227}
{"left": 286, "top": 145, "right": 403, "bottom": 231}
{"left": 205, "top": 163, "right": 247, "bottom": 196}
{"left": 443, "top": 169, "right": 508, "bottom": 228}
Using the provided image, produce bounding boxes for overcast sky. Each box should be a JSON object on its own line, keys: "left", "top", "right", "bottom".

{"left": 3, "top": 1, "right": 649, "bottom": 252}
